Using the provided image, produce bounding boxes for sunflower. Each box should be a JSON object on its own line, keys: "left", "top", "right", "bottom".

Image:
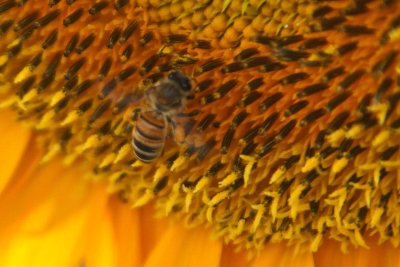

{"left": 1, "top": 0, "right": 400, "bottom": 266}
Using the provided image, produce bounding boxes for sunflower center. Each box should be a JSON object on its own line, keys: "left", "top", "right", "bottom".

{"left": 1, "top": 0, "right": 400, "bottom": 252}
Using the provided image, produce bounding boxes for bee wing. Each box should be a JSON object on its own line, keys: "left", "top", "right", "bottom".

{"left": 113, "top": 88, "right": 146, "bottom": 114}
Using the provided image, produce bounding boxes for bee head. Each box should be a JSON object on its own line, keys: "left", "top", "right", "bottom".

{"left": 145, "top": 81, "right": 183, "bottom": 113}
{"left": 168, "top": 70, "right": 192, "bottom": 93}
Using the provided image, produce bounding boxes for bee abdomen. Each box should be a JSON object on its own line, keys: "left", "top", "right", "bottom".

{"left": 132, "top": 112, "right": 166, "bottom": 163}
{"left": 132, "top": 138, "right": 163, "bottom": 162}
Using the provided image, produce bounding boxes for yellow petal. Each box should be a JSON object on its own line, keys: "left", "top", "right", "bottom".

{"left": 0, "top": 206, "right": 87, "bottom": 267}
{"left": 0, "top": 158, "right": 91, "bottom": 233}
{"left": 144, "top": 225, "right": 222, "bottom": 267}
{"left": 112, "top": 198, "right": 143, "bottom": 267}
{"left": 82, "top": 189, "right": 118, "bottom": 267}
{"left": 315, "top": 238, "right": 400, "bottom": 267}
{"left": 138, "top": 206, "right": 171, "bottom": 259}
{"left": 220, "top": 244, "right": 250, "bottom": 267}
{"left": 0, "top": 109, "right": 31, "bottom": 194}
{"left": 0, "top": 157, "right": 95, "bottom": 267}
{"left": 252, "top": 243, "right": 315, "bottom": 267}
{"left": 83, "top": 193, "right": 143, "bottom": 267}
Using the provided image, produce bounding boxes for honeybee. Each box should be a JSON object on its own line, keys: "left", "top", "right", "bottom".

{"left": 132, "top": 70, "right": 193, "bottom": 163}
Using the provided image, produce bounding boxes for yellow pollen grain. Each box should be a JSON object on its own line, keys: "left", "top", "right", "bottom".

{"left": 372, "top": 130, "right": 390, "bottom": 147}
{"left": 61, "top": 111, "right": 80, "bottom": 126}
{"left": 154, "top": 164, "right": 168, "bottom": 181}
{"left": 132, "top": 189, "right": 154, "bottom": 208}
{"left": 63, "top": 153, "right": 79, "bottom": 166}
{"left": 208, "top": 190, "right": 230, "bottom": 206}
{"left": 99, "top": 153, "right": 117, "bottom": 169}
{"left": 206, "top": 206, "right": 215, "bottom": 222}
{"left": 165, "top": 182, "right": 182, "bottom": 215}
{"left": 346, "top": 124, "right": 364, "bottom": 139}
{"left": 359, "top": 163, "right": 378, "bottom": 171}
{"left": 21, "top": 90, "right": 38, "bottom": 103}
{"left": 289, "top": 184, "right": 306, "bottom": 219}
{"left": 219, "top": 172, "right": 237, "bottom": 187}
{"left": 79, "top": 135, "right": 102, "bottom": 152}
{"left": 40, "top": 144, "right": 61, "bottom": 164}
{"left": 250, "top": 204, "right": 265, "bottom": 233}
{"left": 326, "top": 129, "right": 346, "bottom": 146}
{"left": 311, "top": 234, "right": 323, "bottom": 252}
{"left": 382, "top": 160, "right": 400, "bottom": 168}
{"left": 0, "top": 55, "right": 8, "bottom": 68}
{"left": 302, "top": 156, "right": 319, "bottom": 173}
{"left": 194, "top": 176, "right": 209, "bottom": 193}
{"left": 270, "top": 167, "right": 285, "bottom": 184}
{"left": 50, "top": 91, "right": 67, "bottom": 107}
{"left": 184, "top": 190, "right": 194, "bottom": 212}
{"left": 170, "top": 155, "right": 186, "bottom": 171}
{"left": 231, "top": 219, "right": 245, "bottom": 238}
{"left": 243, "top": 162, "right": 255, "bottom": 188}
{"left": 373, "top": 168, "right": 381, "bottom": 186}
{"left": 114, "top": 144, "right": 132, "bottom": 164}
{"left": 354, "top": 229, "right": 369, "bottom": 249}
{"left": 37, "top": 110, "right": 56, "bottom": 130}
{"left": 331, "top": 157, "right": 349, "bottom": 175}
{"left": 14, "top": 67, "right": 32, "bottom": 84}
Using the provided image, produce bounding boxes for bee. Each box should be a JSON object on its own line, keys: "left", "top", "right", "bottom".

{"left": 132, "top": 70, "right": 193, "bottom": 163}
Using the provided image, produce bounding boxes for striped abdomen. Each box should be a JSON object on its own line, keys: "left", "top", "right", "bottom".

{"left": 132, "top": 111, "right": 167, "bottom": 163}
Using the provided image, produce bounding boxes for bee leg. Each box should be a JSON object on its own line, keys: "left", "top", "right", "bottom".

{"left": 174, "top": 125, "right": 187, "bottom": 144}
{"left": 166, "top": 117, "right": 176, "bottom": 138}
{"left": 166, "top": 117, "right": 185, "bottom": 144}
{"left": 131, "top": 108, "right": 142, "bottom": 122}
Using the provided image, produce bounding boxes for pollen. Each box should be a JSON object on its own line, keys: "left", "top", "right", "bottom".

{"left": 1, "top": 0, "right": 400, "bottom": 254}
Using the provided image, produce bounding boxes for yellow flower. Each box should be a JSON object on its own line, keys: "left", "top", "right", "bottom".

{"left": 2, "top": 108, "right": 400, "bottom": 266}
{"left": 1, "top": 108, "right": 400, "bottom": 266}
{"left": 1, "top": 0, "right": 400, "bottom": 266}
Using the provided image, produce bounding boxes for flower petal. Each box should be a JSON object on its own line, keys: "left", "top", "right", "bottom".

{"left": 0, "top": 206, "right": 87, "bottom": 267}
{"left": 139, "top": 205, "right": 171, "bottom": 260}
{"left": 81, "top": 189, "right": 118, "bottom": 267}
{"left": 0, "top": 109, "right": 31, "bottom": 194}
{"left": 0, "top": 157, "right": 95, "bottom": 267}
{"left": 82, "top": 193, "right": 143, "bottom": 267}
{"left": 111, "top": 198, "right": 143, "bottom": 267}
{"left": 315, "top": 238, "right": 400, "bottom": 267}
{"left": 172, "top": 228, "right": 222, "bottom": 267}
{"left": 0, "top": 156, "right": 91, "bottom": 234}
{"left": 220, "top": 244, "right": 251, "bottom": 267}
{"left": 143, "top": 224, "right": 222, "bottom": 267}
{"left": 252, "top": 243, "right": 315, "bottom": 267}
